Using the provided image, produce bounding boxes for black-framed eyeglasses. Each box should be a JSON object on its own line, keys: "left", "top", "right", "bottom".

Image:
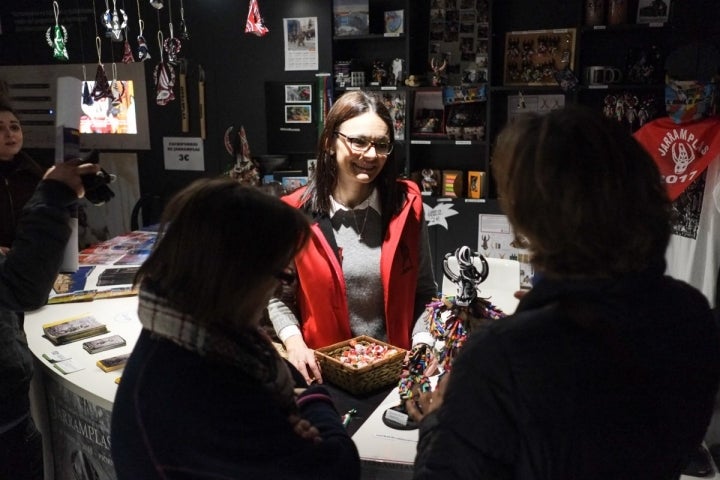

{"left": 334, "top": 131, "right": 393, "bottom": 155}
{"left": 275, "top": 268, "right": 297, "bottom": 286}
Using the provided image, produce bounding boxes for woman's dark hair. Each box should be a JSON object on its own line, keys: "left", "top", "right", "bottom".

{"left": 301, "top": 90, "right": 403, "bottom": 231}
{"left": 0, "top": 103, "right": 17, "bottom": 116}
{"left": 136, "top": 178, "right": 311, "bottom": 327}
{"left": 492, "top": 105, "right": 671, "bottom": 277}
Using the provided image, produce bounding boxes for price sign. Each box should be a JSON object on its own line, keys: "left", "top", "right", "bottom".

{"left": 163, "top": 137, "right": 205, "bottom": 171}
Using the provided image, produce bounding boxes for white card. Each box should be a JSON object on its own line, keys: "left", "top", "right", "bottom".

{"left": 53, "top": 358, "right": 85, "bottom": 374}
{"left": 43, "top": 350, "right": 71, "bottom": 363}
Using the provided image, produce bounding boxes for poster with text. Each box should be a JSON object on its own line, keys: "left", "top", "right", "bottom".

{"left": 45, "top": 375, "right": 116, "bottom": 480}
{"left": 284, "top": 17, "right": 319, "bottom": 71}
{"left": 477, "top": 214, "right": 534, "bottom": 288}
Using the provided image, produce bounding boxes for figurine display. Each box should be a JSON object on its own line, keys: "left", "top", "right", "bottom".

{"left": 430, "top": 57, "right": 448, "bottom": 86}
{"left": 383, "top": 246, "right": 506, "bottom": 430}
{"left": 224, "top": 125, "right": 260, "bottom": 186}
{"left": 371, "top": 60, "right": 387, "bottom": 85}
{"left": 420, "top": 169, "right": 438, "bottom": 194}
{"left": 391, "top": 58, "right": 404, "bottom": 85}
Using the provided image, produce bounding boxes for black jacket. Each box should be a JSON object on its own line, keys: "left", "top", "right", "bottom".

{"left": 414, "top": 263, "right": 720, "bottom": 480}
{"left": 0, "top": 179, "right": 77, "bottom": 425}
{"left": 0, "top": 151, "right": 45, "bottom": 248}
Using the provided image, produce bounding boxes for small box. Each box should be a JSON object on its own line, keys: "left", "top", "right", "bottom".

{"left": 333, "top": 0, "right": 369, "bottom": 36}
{"left": 350, "top": 71, "right": 366, "bottom": 87}
{"left": 442, "top": 170, "right": 464, "bottom": 198}
{"left": 468, "top": 171, "right": 485, "bottom": 199}
{"left": 412, "top": 89, "right": 445, "bottom": 137}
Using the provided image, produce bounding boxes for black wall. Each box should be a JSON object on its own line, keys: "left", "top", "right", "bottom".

{"left": 1, "top": 0, "right": 718, "bottom": 204}
{"left": 0, "top": 0, "right": 332, "bottom": 202}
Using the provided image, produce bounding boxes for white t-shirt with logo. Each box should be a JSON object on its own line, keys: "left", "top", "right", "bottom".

{"left": 635, "top": 117, "right": 720, "bottom": 307}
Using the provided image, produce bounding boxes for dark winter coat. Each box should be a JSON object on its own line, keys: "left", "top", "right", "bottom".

{"left": 414, "top": 262, "right": 720, "bottom": 480}
{"left": 0, "top": 151, "right": 45, "bottom": 248}
{"left": 0, "top": 179, "right": 77, "bottom": 425}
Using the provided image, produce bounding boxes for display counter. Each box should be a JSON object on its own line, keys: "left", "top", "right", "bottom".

{"left": 23, "top": 231, "right": 717, "bottom": 480}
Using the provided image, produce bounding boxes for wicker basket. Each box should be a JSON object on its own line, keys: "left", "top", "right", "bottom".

{"left": 315, "top": 335, "right": 406, "bottom": 395}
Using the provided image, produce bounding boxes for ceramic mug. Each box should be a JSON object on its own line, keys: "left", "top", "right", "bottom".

{"left": 584, "top": 66, "right": 623, "bottom": 84}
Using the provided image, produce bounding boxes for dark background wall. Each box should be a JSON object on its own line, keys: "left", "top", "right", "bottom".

{"left": 1, "top": 0, "right": 718, "bottom": 205}
{"left": 0, "top": 0, "right": 333, "bottom": 202}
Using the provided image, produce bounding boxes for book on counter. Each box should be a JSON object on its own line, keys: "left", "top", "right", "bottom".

{"left": 83, "top": 334, "right": 126, "bottom": 354}
{"left": 97, "top": 353, "right": 130, "bottom": 372}
{"left": 42, "top": 314, "right": 108, "bottom": 345}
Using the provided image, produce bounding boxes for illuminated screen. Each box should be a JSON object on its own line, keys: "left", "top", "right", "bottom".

{"left": 0, "top": 63, "right": 150, "bottom": 150}
{"left": 80, "top": 80, "right": 138, "bottom": 135}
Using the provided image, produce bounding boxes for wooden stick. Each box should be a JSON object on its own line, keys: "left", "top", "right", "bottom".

{"left": 198, "top": 65, "right": 206, "bottom": 140}
{"left": 179, "top": 61, "right": 189, "bottom": 133}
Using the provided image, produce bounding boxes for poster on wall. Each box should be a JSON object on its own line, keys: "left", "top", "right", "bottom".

{"left": 477, "top": 214, "right": 534, "bottom": 288}
{"left": 45, "top": 374, "right": 116, "bottom": 480}
{"left": 284, "top": 17, "right": 319, "bottom": 71}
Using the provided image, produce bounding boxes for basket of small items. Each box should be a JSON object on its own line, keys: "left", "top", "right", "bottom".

{"left": 315, "top": 335, "right": 407, "bottom": 395}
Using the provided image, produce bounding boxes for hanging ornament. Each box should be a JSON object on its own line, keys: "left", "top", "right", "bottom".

{"left": 150, "top": 0, "right": 164, "bottom": 9}
{"left": 82, "top": 66, "right": 94, "bottom": 106}
{"left": 162, "top": 1, "right": 182, "bottom": 66}
{"left": 83, "top": 81, "right": 94, "bottom": 105}
{"left": 91, "top": 37, "right": 114, "bottom": 101}
{"left": 103, "top": 0, "right": 128, "bottom": 41}
{"left": 136, "top": 13, "right": 151, "bottom": 61}
{"left": 153, "top": 31, "right": 176, "bottom": 105}
{"left": 122, "top": 35, "right": 135, "bottom": 63}
{"left": 109, "top": 63, "right": 126, "bottom": 115}
{"left": 179, "top": 0, "right": 189, "bottom": 40}
{"left": 91, "top": 64, "right": 113, "bottom": 101}
{"left": 245, "top": 0, "right": 269, "bottom": 37}
{"left": 46, "top": 1, "right": 69, "bottom": 60}
{"left": 163, "top": 37, "right": 181, "bottom": 65}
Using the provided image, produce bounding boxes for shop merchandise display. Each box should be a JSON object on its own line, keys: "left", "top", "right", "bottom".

{"left": 384, "top": 246, "right": 506, "bottom": 430}
{"left": 42, "top": 314, "right": 108, "bottom": 345}
{"left": 633, "top": 41, "right": 720, "bottom": 307}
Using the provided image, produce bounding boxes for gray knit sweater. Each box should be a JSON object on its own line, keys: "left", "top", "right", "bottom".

{"left": 268, "top": 190, "right": 436, "bottom": 347}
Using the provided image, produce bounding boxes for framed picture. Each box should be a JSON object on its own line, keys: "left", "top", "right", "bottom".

{"left": 285, "top": 105, "right": 312, "bottom": 123}
{"left": 636, "top": 0, "right": 671, "bottom": 24}
{"left": 285, "top": 84, "right": 312, "bottom": 103}
{"left": 504, "top": 28, "right": 576, "bottom": 86}
{"left": 384, "top": 9, "right": 404, "bottom": 35}
{"left": 281, "top": 176, "right": 308, "bottom": 193}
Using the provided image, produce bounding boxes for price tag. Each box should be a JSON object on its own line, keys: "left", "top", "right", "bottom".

{"left": 163, "top": 137, "right": 205, "bottom": 171}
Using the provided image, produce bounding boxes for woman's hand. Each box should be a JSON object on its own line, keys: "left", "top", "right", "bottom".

{"left": 44, "top": 160, "right": 100, "bottom": 198}
{"left": 288, "top": 413, "right": 321, "bottom": 444}
{"left": 404, "top": 371, "right": 451, "bottom": 423}
{"left": 285, "top": 335, "right": 323, "bottom": 385}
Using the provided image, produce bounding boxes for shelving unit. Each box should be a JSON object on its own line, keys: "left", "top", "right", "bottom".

{"left": 330, "top": 0, "right": 494, "bottom": 199}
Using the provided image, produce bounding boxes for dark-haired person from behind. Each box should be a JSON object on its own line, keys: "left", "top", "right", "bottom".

{"left": 110, "top": 178, "right": 360, "bottom": 480}
{"left": 407, "top": 105, "right": 720, "bottom": 479}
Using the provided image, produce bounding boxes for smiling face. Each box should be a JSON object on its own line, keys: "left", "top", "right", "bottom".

{"left": 0, "top": 110, "right": 23, "bottom": 161}
{"left": 333, "top": 111, "right": 390, "bottom": 194}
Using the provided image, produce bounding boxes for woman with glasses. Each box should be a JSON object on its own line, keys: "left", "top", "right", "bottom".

{"left": 268, "top": 90, "right": 437, "bottom": 385}
{"left": 111, "top": 178, "right": 360, "bottom": 479}
{"left": 0, "top": 104, "right": 46, "bottom": 253}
